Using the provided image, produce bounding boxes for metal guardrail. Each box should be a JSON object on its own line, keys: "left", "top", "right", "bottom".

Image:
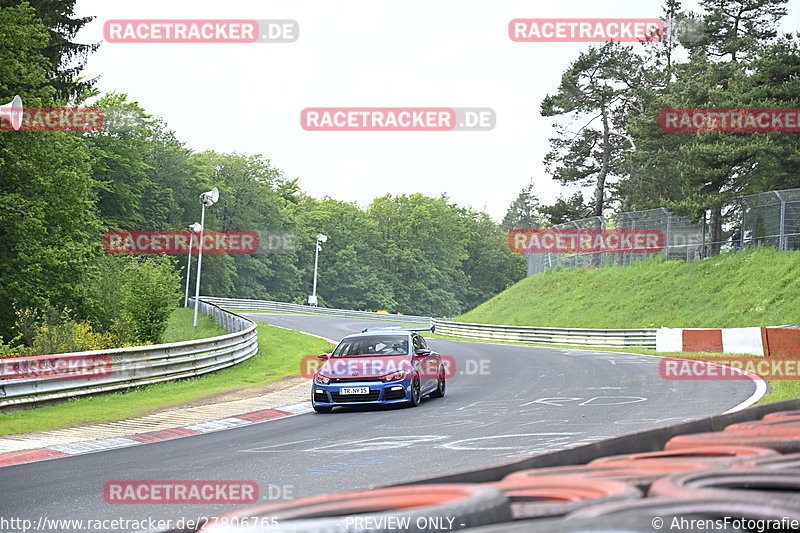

{"left": 202, "top": 297, "right": 655, "bottom": 348}
{"left": 431, "top": 318, "right": 656, "bottom": 348}
{"left": 0, "top": 299, "right": 257, "bottom": 410}
{"left": 199, "top": 296, "right": 432, "bottom": 324}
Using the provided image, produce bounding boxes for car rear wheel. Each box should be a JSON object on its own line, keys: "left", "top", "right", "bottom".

{"left": 313, "top": 405, "right": 332, "bottom": 413}
{"left": 430, "top": 368, "right": 446, "bottom": 398}
{"left": 408, "top": 377, "right": 421, "bottom": 407}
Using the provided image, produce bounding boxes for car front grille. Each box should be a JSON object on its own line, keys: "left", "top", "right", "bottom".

{"left": 330, "top": 390, "right": 381, "bottom": 403}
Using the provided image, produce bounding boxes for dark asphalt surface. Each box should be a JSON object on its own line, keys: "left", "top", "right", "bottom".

{"left": 0, "top": 314, "right": 757, "bottom": 532}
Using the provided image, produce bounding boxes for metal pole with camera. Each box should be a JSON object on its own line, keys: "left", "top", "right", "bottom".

{"left": 193, "top": 187, "right": 219, "bottom": 328}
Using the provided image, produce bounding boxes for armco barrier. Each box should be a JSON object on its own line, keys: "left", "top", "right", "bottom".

{"left": 202, "top": 298, "right": 657, "bottom": 348}
{"left": 0, "top": 299, "right": 257, "bottom": 410}
{"left": 431, "top": 318, "right": 656, "bottom": 348}
{"left": 199, "top": 296, "right": 433, "bottom": 325}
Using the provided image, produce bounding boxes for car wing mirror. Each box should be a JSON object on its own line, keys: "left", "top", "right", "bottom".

{"left": 317, "top": 353, "right": 331, "bottom": 361}
{"left": 416, "top": 349, "right": 432, "bottom": 356}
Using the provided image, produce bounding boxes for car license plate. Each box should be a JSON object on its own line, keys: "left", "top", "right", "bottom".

{"left": 340, "top": 387, "right": 370, "bottom": 395}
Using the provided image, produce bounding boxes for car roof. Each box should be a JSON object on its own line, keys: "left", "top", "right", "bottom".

{"left": 341, "top": 330, "right": 415, "bottom": 341}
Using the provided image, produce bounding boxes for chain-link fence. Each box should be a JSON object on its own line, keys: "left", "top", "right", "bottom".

{"left": 740, "top": 189, "right": 800, "bottom": 251}
{"left": 525, "top": 188, "right": 800, "bottom": 276}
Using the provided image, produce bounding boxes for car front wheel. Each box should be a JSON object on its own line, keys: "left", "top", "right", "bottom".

{"left": 408, "top": 377, "right": 421, "bottom": 407}
{"left": 313, "top": 404, "right": 333, "bottom": 413}
{"left": 430, "top": 368, "right": 446, "bottom": 398}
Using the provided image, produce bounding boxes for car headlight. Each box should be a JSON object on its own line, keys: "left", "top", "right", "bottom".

{"left": 381, "top": 370, "right": 407, "bottom": 382}
{"left": 315, "top": 375, "right": 330, "bottom": 384}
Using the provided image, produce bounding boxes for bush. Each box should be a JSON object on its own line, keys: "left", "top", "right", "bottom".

{"left": 5, "top": 307, "right": 119, "bottom": 356}
{"left": 118, "top": 257, "right": 181, "bottom": 343}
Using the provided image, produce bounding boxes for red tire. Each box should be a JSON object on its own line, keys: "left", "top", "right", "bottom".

{"left": 589, "top": 445, "right": 777, "bottom": 466}
{"left": 648, "top": 468, "right": 800, "bottom": 506}
{"left": 490, "top": 475, "right": 641, "bottom": 519}
{"left": 568, "top": 495, "right": 800, "bottom": 521}
{"left": 665, "top": 431, "right": 800, "bottom": 453}
{"left": 763, "top": 410, "right": 800, "bottom": 421}
{"left": 724, "top": 418, "right": 800, "bottom": 435}
{"left": 738, "top": 451, "right": 800, "bottom": 470}
{"left": 502, "top": 462, "right": 704, "bottom": 490}
{"left": 199, "top": 484, "right": 512, "bottom": 532}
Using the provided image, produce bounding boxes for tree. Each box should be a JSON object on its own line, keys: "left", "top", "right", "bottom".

{"left": 0, "top": 0, "right": 99, "bottom": 101}
{"left": 541, "top": 43, "right": 647, "bottom": 217}
{"left": 501, "top": 179, "right": 544, "bottom": 230}
{"left": 538, "top": 193, "right": 589, "bottom": 226}
{"left": 694, "top": 0, "right": 787, "bottom": 62}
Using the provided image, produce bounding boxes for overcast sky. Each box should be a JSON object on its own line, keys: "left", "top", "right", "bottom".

{"left": 73, "top": 0, "right": 800, "bottom": 221}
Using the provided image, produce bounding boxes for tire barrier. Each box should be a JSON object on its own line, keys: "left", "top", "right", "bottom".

{"left": 588, "top": 445, "right": 778, "bottom": 466}
{"left": 665, "top": 431, "right": 800, "bottom": 453}
{"left": 197, "top": 484, "right": 513, "bottom": 533}
{"left": 648, "top": 469, "right": 800, "bottom": 506}
{"left": 489, "top": 476, "right": 641, "bottom": 519}
{"left": 500, "top": 462, "right": 704, "bottom": 491}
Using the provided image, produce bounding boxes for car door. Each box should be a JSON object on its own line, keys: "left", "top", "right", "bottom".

{"left": 412, "top": 334, "right": 434, "bottom": 392}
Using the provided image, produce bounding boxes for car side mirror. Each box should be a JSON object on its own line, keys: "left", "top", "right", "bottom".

{"left": 416, "top": 349, "right": 431, "bottom": 356}
{"left": 317, "top": 353, "right": 330, "bottom": 361}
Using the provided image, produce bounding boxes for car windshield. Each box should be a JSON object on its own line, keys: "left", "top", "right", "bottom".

{"left": 332, "top": 335, "right": 410, "bottom": 356}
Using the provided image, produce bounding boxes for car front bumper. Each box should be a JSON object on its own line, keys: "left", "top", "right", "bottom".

{"left": 311, "top": 378, "right": 412, "bottom": 406}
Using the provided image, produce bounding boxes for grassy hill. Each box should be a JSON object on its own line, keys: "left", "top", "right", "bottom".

{"left": 458, "top": 248, "right": 800, "bottom": 329}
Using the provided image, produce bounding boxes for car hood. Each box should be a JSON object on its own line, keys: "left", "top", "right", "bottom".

{"left": 319, "top": 356, "right": 413, "bottom": 378}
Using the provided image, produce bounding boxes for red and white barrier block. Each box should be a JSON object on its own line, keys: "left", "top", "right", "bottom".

{"left": 656, "top": 326, "right": 800, "bottom": 356}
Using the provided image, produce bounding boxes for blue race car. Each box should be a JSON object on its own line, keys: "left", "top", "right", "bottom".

{"left": 311, "top": 326, "right": 445, "bottom": 413}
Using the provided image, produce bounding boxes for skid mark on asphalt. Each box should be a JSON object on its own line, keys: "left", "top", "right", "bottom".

{"left": 519, "top": 396, "right": 647, "bottom": 407}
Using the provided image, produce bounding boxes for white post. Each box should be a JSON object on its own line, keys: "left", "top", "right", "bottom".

{"left": 183, "top": 234, "right": 194, "bottom": 308}
{"left": 193, "top": 204, "right": 206, "bottom": 328}
{"left": 311, "top": 240, "right": 320, "bottom": 303}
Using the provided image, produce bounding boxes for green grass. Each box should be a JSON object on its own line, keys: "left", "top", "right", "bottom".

{"left": 459, "top": 248, "right": 800, "bottom": 329}
{"left": 0, "top": 323, "right": 333, "bottom": 435}
{"left": 161, "top": 307, "right": 228, "bottom": 343}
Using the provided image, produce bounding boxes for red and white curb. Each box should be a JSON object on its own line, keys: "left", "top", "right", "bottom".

{"left": 0, "top": 401, "right": 314, "bottom": 468}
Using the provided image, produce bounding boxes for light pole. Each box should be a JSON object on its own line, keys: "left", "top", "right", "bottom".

{"left": 183, "top": 222, "right": 202, "bottom": 308}
{"left": 308, "top": 234, "right": 327, "bottom": 306}
{"left": 193, "top": 187, "right": 219, "bottom": 328}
